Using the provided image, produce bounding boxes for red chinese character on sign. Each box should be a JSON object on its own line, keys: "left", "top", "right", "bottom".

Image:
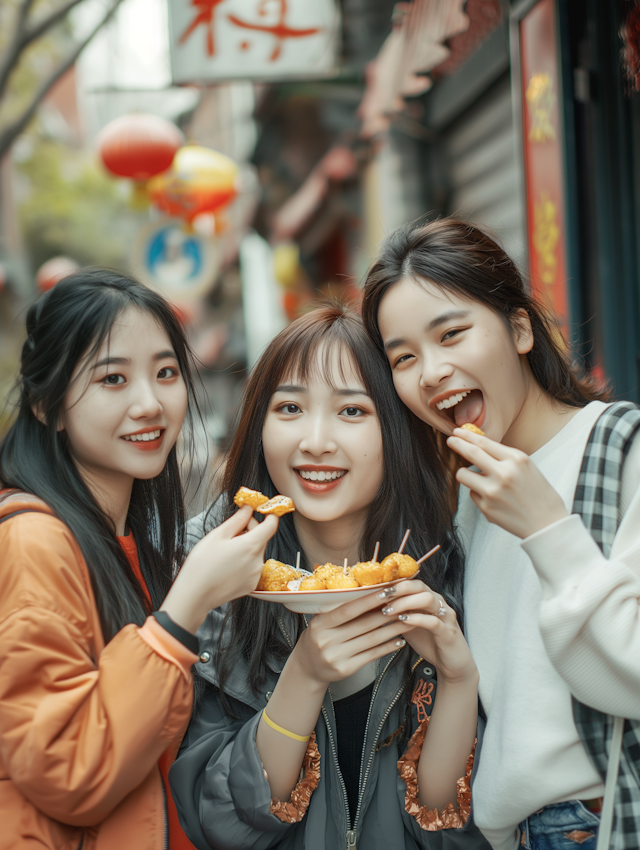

{"left": 228, "top": 0, "right": 321, "bottom": 62}
{"left": 179, "top": 0, "right": 225, "bottom": 56}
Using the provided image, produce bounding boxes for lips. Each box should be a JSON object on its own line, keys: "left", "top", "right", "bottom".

{"left": 121, "top": 427, "right": 165, "bottom": 452}
{"left": 294, "top": 467, "right": 348, "bottom": 494}
{"left": 431, "top": 389, "right": 485, "bottom": 430}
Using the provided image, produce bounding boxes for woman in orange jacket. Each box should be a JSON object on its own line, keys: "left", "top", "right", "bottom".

{"left": 0, "top": 270, "right": 278, "bottom": 850}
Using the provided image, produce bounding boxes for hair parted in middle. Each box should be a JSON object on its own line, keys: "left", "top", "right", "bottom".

{"left": 213, "top": 302, "right": 464, "bottom": 704}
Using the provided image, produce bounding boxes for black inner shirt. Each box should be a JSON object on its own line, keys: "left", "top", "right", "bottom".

{"left": 333, "top": 681, "right": 375, "bottom": 827}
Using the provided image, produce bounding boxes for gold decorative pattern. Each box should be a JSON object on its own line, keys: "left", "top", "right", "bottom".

{"left": 526, "top": 72, "right": 557, "bottom": 142}
{"left": 532, "top": 192, "right": 560, "bottom": 286}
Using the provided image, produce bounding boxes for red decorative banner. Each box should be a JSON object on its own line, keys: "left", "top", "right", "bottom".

{"left": 519, "top": 0, "right": 568, "bottom": 338}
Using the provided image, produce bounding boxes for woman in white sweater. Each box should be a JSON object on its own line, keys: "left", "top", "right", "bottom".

{"left": 360, "top": 218, "right": 640, "bottom": 850}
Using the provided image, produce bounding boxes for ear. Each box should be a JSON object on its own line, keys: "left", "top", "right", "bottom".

{"left": 31, "top": 402, "right": 64, "bottom": 432}
{"left": 512, "top": 308, "right": 534, "bottom": 355}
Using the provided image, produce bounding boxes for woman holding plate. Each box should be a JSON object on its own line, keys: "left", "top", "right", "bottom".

{"left": 170, "top": 305, "right": 487, "bottom": 850}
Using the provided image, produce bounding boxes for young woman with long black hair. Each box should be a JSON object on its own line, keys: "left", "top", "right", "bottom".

{"left": 0, "top": 270, "right": 278, "bottom": 850}
{"left": 170, "top": 304, "right": 489, "bottom": 850}
{"left": 361, "top": 219, "right": 640, "bottom": 850}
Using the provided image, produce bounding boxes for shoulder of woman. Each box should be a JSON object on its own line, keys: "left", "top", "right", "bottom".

{"left": 0, "top": 505, "right": 94, "bottom": 626}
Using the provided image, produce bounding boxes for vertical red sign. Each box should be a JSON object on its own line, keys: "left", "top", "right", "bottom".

{"left": 519, "top": 0, "right": 568, "bottom": 337}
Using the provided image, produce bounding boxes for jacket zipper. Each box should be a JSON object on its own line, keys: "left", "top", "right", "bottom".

{"left": 160, "top": 773, "right": 169, "bottom": 850}
{"left": 351, "top": 651, "right": 407, "bottom": 844}
{"left": 321, "top": 694, "right": 353, "bottom": 837}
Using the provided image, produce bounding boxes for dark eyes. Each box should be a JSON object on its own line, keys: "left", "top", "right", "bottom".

{"left": 158, "top": 366, "right": 179, "bottom": 379}
{"left": 281, "top": 403, "right": 301, "bottom": 414}
{"left": 341, "top": 406, "right": 363, "bottom": 417}
{"left": 442, "top": 328, "right": 463, "bottom": 341}
{"left": 103, "top": 374, "right": 124, "bottom": 385}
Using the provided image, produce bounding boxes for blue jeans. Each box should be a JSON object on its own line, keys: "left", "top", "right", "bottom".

{"left": 519, "top": 801, "right": 600, "bottom": 850}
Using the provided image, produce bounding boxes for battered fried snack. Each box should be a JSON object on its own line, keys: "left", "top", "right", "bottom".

{"left": 234, "top": 486, "right": 270, "bottom": 510}
{"left": 460, "top": 422, "right": 485, "bottom": 436}
{"left": 257, "top": 559, "right": 302, "bottom": 591}
{"left": 299, "top": 574, "right": 327, "bottom": 591}
{"left": 380, "top": 553, "right": 419, "bottom": 580}
{"left": 255, "top": 494, "right": 296, "bottom": 517}
{"left": 351, "top": 559, "right": 394, "bottom": 586}
{"left": 313, "top": 563, "right": 342, "bottom": 582}
{"left": 326, "top": 572, "right": 359, "bottom": 589}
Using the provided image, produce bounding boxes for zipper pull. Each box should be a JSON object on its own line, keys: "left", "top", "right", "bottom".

{"left": 346, "top": 829, "right": 357, "bottom": 849}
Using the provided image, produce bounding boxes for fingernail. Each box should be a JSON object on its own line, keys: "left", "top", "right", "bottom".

{"left": 381, "top": 606, "right": 394, "bottom": 615}
{"left": 398, "top": 614, "right": 410, "bottom": 622}
{"left": 395, "top": 639, "right": 406, "bottom": 647}
{"left": 378, "top": 586, "right": 397, "bottom": 599}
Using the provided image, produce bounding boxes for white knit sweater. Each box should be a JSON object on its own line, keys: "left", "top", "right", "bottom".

{"left": 460, "top": 401, "right": 640, "bottom": 850}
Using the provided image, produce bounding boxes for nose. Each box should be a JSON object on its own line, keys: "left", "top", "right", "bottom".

{"left": 128, "top": 379, "right": 163, "bottom": 420}
{"left": 418, "top": 349, "right": 454, "bottom": 390}
{"left": 298, "top": 411, "right": 337, "bottom": 457}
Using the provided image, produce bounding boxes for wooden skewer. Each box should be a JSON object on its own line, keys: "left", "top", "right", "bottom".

{"left": 397, "top": 529, "right": 411, "bottom": 554}
{"left": 372, "top": 541, "right": 380, "bottom": 563}
{"left": 296, "top": 551, "right": 301, "bottom": 571}
{"left": 343, "top": 558, "right": 348, "bottom": 574}
{"left": 417, "top": 544, "right": 441, "bottom": 565}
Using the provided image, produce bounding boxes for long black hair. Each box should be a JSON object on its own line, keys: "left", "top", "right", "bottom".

{"left": 362, "top": 218, "right": 608, "bottom": 406}
{"left": 214, "top": 304, "right": 464, "bottom": 710}
{"left": 0, "top": 269, "right": 202, "bottom": 642}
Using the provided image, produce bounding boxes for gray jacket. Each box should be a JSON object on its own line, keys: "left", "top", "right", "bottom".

{"left": 169, "top": 603, "right": 489, "bottom": 850}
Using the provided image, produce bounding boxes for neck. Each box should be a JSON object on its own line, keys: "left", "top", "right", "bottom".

{"left": 293, "top": 509, "right": 369, "bottom": 569}
{"left": 74, "top": 463, "right": 134, "bottom": 536}
{"left": 503, "top": 360, "right": 581, "bottom": 455}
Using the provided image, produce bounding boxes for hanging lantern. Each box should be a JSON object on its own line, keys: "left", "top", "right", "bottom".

{"left": 97, "top": 113, "right": 184, "bottom": 182}
{"left": 36, "top": 257, "right": 79, "bottom": 291}
{"left": 148, "top": 145, "right": 239, "bottom": 224}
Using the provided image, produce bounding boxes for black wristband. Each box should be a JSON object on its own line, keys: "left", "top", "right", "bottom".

{"left": 152, "top": 611, "right": 200, "bottom": 656}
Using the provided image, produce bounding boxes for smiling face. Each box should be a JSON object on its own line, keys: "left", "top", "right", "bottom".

{"left": 261, "top": 347, "right": 384, "bottom": 531}
{"left": 377, "top": 277, "right": 534, "bottom": 443}
{"left": 60, "top": 306, "right": 188, "bottom": 502}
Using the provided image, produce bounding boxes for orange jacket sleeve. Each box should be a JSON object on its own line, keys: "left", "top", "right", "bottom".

{"left": 0, "top": 512, "right": 196, "bottom": 828}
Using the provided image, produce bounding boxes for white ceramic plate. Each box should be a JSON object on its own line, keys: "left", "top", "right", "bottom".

{"left": 250, "top": 573, "right": 418, "bottom": 614}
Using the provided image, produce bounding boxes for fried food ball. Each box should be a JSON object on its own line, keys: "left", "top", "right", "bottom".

{"left": 257, "top": 559, "right": 301, "bottom": 591}
{"left": 380, "top": 553, "right": 419, "bottom": 580}
{"left": 326, "top": 572, "right": 359, "bottom": 589}
{"left": 234, "top": 486, "right": 270, "bottom": 510}
{"left": 313, "top": 563, "right": 342, "bottom": 581}
{"left": 299, "top": 575, "right": 327, "bottom": 591}
{"left": 351, "top": 560, "right": 392, "bottom": 586}
{"left": 256, "top": 495, "right": 296, "bottom": 517}
{"left": 460, "top": 422, "right": 485, "bottom": 436}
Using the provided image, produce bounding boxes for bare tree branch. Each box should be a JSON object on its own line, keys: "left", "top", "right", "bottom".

{"left": 0, "top": 0, "right": 39, "bottom": 99}
{"left": 23, "top": 0, "right": 88, "bottom": 58}
{"left": 0, "top": 0, "right": 127, "bottom": 161}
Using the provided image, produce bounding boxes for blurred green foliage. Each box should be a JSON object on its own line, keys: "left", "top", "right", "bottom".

{"left": 17, "top": 138, "right": 133, "bottom": 270}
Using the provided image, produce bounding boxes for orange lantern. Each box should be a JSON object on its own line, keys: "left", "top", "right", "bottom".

{"left": 36, "top": 257, "right": 79, "bottom": 291}
{"left": 97, "top": 113, "right": 184, "bottom": 182}
{"left": 148, "top": 145, "right": 239, "bottom": 224}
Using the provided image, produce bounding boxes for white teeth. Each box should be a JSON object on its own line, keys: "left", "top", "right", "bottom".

{"left": 298, "top": 469, "right": 346, "bottom": 481}
{"left": 436, "top": 391, "right": 469, "bottom": 411}
{"left": 123, "top": 429, "right": 161, "bottom": 442}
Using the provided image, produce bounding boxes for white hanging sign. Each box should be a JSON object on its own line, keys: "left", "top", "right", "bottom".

{"left": 167, "top": 0, "right": 341, "bottom": 83}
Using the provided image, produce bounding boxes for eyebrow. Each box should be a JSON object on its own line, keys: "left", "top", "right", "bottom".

{"left": 383, "top": 309, "right": 470, "bottom": 351}
{"left": 273, "top": 384, "right": 369, "bottom": 397}
{"left": 92, "top": 350, "right": 177, "bottom": 369}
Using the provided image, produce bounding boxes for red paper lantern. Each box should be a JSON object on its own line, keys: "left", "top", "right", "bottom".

{"left": 148, "top": 145, "right": 239, "bottom": 223}
{"left": 97, "top": 114, "right": 184, "bottom": 182}
{"left": 36, "top": 257, "right": 79, "bottom": 291}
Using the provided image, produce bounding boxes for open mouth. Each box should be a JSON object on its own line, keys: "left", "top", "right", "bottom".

{"left": 432, "top": 389, "right": 485, "bottom": 429}
{"left": 295, "top": 467, "right": 347, "bottom": 493}
{"left": 121, "top": 428, "right": 165, "bottom": 451}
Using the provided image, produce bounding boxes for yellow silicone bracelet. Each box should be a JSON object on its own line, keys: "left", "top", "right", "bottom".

{"left": 262, "top": 709, "right": 311, "bottom": 742}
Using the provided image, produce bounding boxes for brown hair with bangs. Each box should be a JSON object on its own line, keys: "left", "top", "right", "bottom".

{"left": 214, "top": 303, "right": 465, "bottom": 707}
{"left": 361, "top": 218, "right": 607, "bottom": 408}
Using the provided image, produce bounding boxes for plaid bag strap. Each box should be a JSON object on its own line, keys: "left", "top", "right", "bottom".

{"left": 571, "top": 401, "right": 640, "bottom": 850}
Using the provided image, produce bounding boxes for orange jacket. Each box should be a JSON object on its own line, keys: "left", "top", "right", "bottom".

{"left": 0, "top": 491, "right": 198, "bottom": 850}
